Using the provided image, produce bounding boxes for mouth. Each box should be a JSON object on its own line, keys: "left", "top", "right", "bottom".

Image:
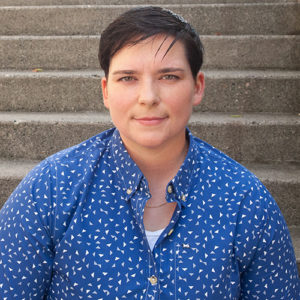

{"left": 133, "top": 116, "right": 167, "bottom": 126}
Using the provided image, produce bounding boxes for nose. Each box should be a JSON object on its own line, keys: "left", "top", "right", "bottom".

{"left": 138, "top": 78, "right": 160, "bottom": 105}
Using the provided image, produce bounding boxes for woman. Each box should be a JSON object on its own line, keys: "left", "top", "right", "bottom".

{"left": 0, "top": 7, "right": 299, "bottom": 299}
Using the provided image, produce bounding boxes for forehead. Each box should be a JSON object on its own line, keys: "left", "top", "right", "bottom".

{"left": 109, "top": 35, "right": 188, "bottom": 70}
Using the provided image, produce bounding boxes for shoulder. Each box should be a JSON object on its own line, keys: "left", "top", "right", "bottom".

{"left": 45, "top": 127, "right": 115, "bottom": 167}
{"left": 189, "top": 133, "right": 259, "bottom": 188}
{"left": 12, "top": 128, "right": 116, "bottom": 194}
{"left": 4, "top": 128, "right": 116, "bottom": 216}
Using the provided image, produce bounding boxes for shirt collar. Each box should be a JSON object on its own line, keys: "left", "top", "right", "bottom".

{"left": 168, "top": 129, "right": 197, "bottom": 208}
{"left": 110, "top": 128, "right": 198, "bottom": 208}
{"left": 110, "top": 129, "right": 144, "bottom": 198}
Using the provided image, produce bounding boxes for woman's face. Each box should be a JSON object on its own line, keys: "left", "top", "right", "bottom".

{"left": 101, "top": 35, "right": 205, "bottom": 152}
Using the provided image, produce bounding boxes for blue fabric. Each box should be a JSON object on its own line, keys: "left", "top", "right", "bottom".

{"left": 0, "top": 128, "right": 299, "bottom": 299}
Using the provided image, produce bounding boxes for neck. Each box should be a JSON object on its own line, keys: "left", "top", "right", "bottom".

{"left": 122, "top": 134, "right": 188, "bottom": 182}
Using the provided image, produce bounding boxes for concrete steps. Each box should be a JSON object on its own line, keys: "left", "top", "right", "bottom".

{"left": 0, "top": 112, "right": 299, "bottom": 163}
{"left": 0, "top": 1, "right": 299, "bottom": 270}
{"left": 1, "top": 4, "right": 299, "bottom": 36}
{"left": 1, "top": 35, "right": 299, "bottom": 70}
{"left": 1, "top": 70, "right": 299, "bottom": 113}
{"left": 1, "top": 0, "right": 298, "bottom": 5}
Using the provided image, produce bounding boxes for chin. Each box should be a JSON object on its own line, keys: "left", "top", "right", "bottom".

{"left": 137, "top": 139, "right": 164, "bottom": 148}
{"left": 132, "top": 135, "right": 167, "bottom": 148}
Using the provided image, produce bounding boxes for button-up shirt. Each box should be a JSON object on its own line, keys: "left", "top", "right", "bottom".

{"left": 0, "top": 128, "right": 299, "bottom": 299}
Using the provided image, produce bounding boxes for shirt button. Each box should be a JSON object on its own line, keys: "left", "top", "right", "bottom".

{"left": 148, "top": 275, "right": 158, "bottom": 285}
{"left": 181, "top": 194, "right": 186, "bottom": 201}
{"left": 167, "top": 228, "right": 174, "bottom": 236}
{"left": 167, "top": 185, "right": 173, "bottom": 194}
{"left": 126, "top": 188, "right": 132, "bottom": 195}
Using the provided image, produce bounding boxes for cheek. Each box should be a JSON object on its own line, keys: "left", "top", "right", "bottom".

{"left": 107, "top": 94, "right": 132, "bottom": 117}
{"left": 164, "top": 90, "right": 194, "bottom": 113}
{"left": 109, "top": 85, "right": 136, "bottom": 104}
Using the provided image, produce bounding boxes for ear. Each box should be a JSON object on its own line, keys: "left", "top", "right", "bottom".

{"left": 101, "top": 77, "right": 109, "bottom": 109}
{"left": 192, "top": 72, "right": 205, "bottom": 107}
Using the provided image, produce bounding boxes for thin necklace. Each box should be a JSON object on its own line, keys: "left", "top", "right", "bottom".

{"left": 145, "top": 202, "right": 169, "bottom": 208}
{"left": 145, "top": 142, "right": 188, "bottom": 209}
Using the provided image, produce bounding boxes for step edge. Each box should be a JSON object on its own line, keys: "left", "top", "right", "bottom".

{"left": 0, "top": 111, "right": 299, "bottom": 124}
{"left": 0, "top": 2, "right": 299, "bottom": 9}
{"left": 1, "top": 69, "right": 300, "bottom": 78}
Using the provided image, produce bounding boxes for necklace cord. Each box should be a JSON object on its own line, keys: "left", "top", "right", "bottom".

{"left": 145, "top": 201, "right": 169, "bottom": 208}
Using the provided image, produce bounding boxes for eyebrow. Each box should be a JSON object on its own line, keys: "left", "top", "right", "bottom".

{"left": 112, "top": 68, "right": 184, "bottom": 76}
{"left": 158, "top": 68, "right": 185, "bottom": 73}
{"left": 111, "top": 70, "right": 135, "bottom": 76}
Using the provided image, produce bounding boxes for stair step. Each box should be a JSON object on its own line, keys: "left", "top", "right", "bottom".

{"left": 189, "top": 112, "right": 300, "bottom": 163}
{"left": 0, "top": 70, "right": 105, "bottom": 112}
{"left": 202, "top": 70, "right": 300, "bottom": 113}
{"left": 0, "top": 159, "right": 298, "bottom": 227}
{"left": 1, "top": 70, "right": 299, "bottom": 113}
{"left": 1, "top": 0, "right": 298, "bottom": 6}
{"left": 0, "top": 112, "right": 299, "bottom": 163}
{"left": 0, "top": 4, "right": 299, "bottom": 36}
{"left": 1, "top": 35, "right": 299, "bottom": 70}
{"left": 204, "top": 35, "right": 300, "bottom": 70}
{"left": 0, "top": 112, "right": 112, "bottom": 161}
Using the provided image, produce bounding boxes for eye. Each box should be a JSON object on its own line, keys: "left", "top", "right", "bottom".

{"left": 118, "top": 76, "right": 136, "bottom": 82}
{"left": 161, "top": 74, "right": 179, "bottom": 80}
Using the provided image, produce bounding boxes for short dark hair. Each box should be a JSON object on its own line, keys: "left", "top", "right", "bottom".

{"left": 98, "top": 6, "right": 204, "bottom": 78}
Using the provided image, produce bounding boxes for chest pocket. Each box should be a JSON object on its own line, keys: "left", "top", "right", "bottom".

{"left": 175, "top": 242, "right": 203, "bottom": 281}
{"left": 174, "top": 242, "right": 240, "bottom": 300}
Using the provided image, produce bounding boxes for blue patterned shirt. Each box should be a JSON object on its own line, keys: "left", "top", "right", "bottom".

{"left": 0, "top": 128, "right": 299, "bottom": 299}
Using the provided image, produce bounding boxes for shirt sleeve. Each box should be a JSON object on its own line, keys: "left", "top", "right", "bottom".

{"left": 234, "top": 179, "right": 300, "bottom": 299}
{"left": 0, "top": 159, "right": 55, "bottom": 299}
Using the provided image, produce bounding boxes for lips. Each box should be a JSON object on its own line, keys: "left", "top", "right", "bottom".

{"left": 134, "top": 116, "right": 167, "bottom": 126}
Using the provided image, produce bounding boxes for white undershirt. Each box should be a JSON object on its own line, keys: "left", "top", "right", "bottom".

{"left": 145, "top": 228, "right": 165, "bottom": 251}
